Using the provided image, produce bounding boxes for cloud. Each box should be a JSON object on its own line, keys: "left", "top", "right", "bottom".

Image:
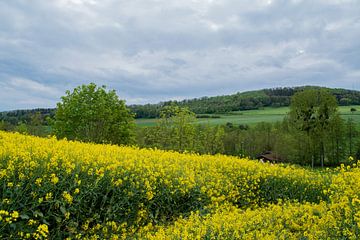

{"left": 0, "top": 0, "right": 359, "bottom": 110}
{"left": 8, "top": 77, "right": 61, "bottom": 95}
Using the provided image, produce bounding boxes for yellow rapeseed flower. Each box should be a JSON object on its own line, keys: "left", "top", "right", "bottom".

{"left": 50, "top": 173, "right": 59, "bottom": 184}
{"left": 62, "top": 191, "right": 73, "bottom": 204}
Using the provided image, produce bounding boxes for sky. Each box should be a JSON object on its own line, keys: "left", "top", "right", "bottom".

{"left": 0, "top": 0, "right": 360, "bottom": 111}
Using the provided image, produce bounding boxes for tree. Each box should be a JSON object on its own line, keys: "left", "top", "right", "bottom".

{"left": 14, "top": 122, "right": 28, "bottom": 134}
{"left": 157, "top": 105, "right": 196, "bottom": 152}
{"left": 52, "top": 83, "right": 135, "bottom": 145}
{"left": 288, "top": 89, "right": 340, "bottom": 167}
{"left": 0, "top": 120, "right": 13, "bottom": 131}
{"left": 28, "top": 112, "right": 46, "bottom": 136}
{"left": 194, "top": 124, "right": 225, "bottom": 154}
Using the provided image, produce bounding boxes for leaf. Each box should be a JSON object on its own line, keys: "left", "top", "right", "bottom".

{"left": 33, "top": 210, "right": 44, "bottom": 218}
{"left": 60, "top": 206, "right": 66, "bottom": 215}
{"left": 55, "top": 216, "right": 62, "bottom": 223}
{"left": 42, "top": 219, "right": 50, "bottom": 225}
{"left": 20, "top": 214, "right": 30, "bottom": 220}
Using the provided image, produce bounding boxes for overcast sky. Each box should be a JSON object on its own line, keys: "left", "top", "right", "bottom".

{"left": 0, "top": 0, "right": 359, "bottom": 110}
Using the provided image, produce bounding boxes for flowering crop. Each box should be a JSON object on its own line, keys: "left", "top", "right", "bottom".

{"left": 0, "top": 131, "right": 359, "bottom": 239}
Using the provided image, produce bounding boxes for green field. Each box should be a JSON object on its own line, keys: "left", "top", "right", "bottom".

{"left": 136, "top": 105, "right": 360, "bottom": 127}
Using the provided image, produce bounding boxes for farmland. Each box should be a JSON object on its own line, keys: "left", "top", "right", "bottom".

{"left": 136, "top": 105, "right": 360, "bottom": 127}
{"left": 1, "top": 131, "right": 360, "bottom": 239}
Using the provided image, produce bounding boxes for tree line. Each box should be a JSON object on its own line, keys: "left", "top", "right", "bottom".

{"left": 2, "top": 86, "right": 360, "bottom": 123}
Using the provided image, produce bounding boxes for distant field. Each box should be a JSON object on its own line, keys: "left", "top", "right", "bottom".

{"left": 136, "top": 105, "right": 360, "bottom": 127}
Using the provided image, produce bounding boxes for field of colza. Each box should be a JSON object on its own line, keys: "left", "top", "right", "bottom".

{"left": 2, "top": 130, "right": 360, "bottom": 239}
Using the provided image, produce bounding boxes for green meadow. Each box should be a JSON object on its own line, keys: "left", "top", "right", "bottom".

{"left": 136, "top": 105, "right": 360, "bottom": 127}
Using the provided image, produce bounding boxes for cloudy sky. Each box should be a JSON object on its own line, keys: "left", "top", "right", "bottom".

{"left": 0, "top": 0, "right": 359, "bottom": 110}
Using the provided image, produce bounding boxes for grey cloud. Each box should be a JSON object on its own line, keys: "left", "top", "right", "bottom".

{"left": 0, "top": 0, "right": 359, "bottom": 110}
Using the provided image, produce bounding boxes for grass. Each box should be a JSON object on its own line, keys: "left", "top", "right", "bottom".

{"left": 136, "top": 105, "right": 360, "bottom": 127}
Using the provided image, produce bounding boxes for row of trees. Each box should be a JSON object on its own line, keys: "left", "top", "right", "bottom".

{"left": 0, "top": 111, "right": 51, "bottom": 136}
{"left": 0, "top": 108, "right": 54, "bottom": 126}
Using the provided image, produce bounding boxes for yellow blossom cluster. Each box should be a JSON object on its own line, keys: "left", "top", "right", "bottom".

{"left": 0, "top": 131, "right": 359, "bottom": 238}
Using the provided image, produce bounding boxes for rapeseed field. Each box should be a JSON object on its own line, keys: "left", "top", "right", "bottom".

{"left": 0, "top": 131, "right": 359, "bottom": 239}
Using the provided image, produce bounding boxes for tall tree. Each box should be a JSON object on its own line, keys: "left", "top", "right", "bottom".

{"left": 194, "top": 124, "right": 225, "bottom": 154}
{"left": 53, "top": 83, "right": 135, "bottom": 145}
{"left": 157, "top": 105, "right": 196, "bottom": 152}
{"left": 288, "top": 89, "right": 340, "bottom": 167}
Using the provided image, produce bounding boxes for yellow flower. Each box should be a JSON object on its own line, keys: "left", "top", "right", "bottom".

{"left": 146, "top": 191, "right": 154, "bottom": 200}
{"left": 45, "top": 192, "right": 53, "bottom": 201}
{"left": 11, "top": 211, "right": 19, "bottom": 220}
{"left": 36, "top": 224, "right": 49, "bottom": 238}
{"left": 35, "top": 178, "right": 42, "bottom": 186}
{"left": 28, "top": 219, "right": 37, "bottom": 226}
{"left": 0, "top": 210, "right": 9, "bottom": 216}
{"left": 50, "top": 173, "right": 59, "bottom": 184}
{"left": 62, "top": 191, "right": 73, "bottom": 204}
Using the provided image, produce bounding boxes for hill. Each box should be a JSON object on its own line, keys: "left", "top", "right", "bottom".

{"left": 129, "top": 86, "right": 360, "bottom": 118}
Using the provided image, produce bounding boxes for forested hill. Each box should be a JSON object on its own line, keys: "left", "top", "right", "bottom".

{"left": 1, "top": 86, "right": 360, "bottom": 124}
{"left": 129, "top": 86, "right": 360, "bottom": 118}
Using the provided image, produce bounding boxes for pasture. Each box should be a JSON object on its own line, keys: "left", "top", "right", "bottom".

{"left": 136, "top": 105, "right": 360, "bottom": 127}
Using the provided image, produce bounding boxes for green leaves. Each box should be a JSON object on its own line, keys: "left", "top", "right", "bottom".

{"left": 52, "top": 83, "right": 135, "bottom": 145}
{"left": 288, "top": 89, "right": 342, "bottom": 167}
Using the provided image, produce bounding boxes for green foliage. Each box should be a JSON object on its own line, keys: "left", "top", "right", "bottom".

{"left": 161, "top": 106, "right": 196, "bottom": 151}
{"left": 194, "top": 124, "right": 225, "bottom": 155}
{"left": 0, "top": 120, "right": 11, "bottom": 131}
{"left": 14, "top": 122, "right": 28, "bottom": 134}
{"left": 155, "top": 106, "right": 196, "bottom": 152}
{"left": 52, "top": 83, "right": 135, "bottom": 145}
{"left": 288, "top": 89, "right": 343, "bottom": 167}
{"left": 0, "top": 108, "right": 54, "bottom": 126}
{"left": 289, "top": 89, "right": 338, "bottom": 133}
{"left": 347, "top": 118, "right": 359, "bottom": 157}
{"left": 137, "top": 106, "right": 225, "bottom": 154}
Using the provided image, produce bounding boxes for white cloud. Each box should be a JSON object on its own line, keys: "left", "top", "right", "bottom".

{"left": 0, "top": 0, "right": 359, "bottom": 110}
{"left": 8, "top": 77, "right": 59, "bottom": 94}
